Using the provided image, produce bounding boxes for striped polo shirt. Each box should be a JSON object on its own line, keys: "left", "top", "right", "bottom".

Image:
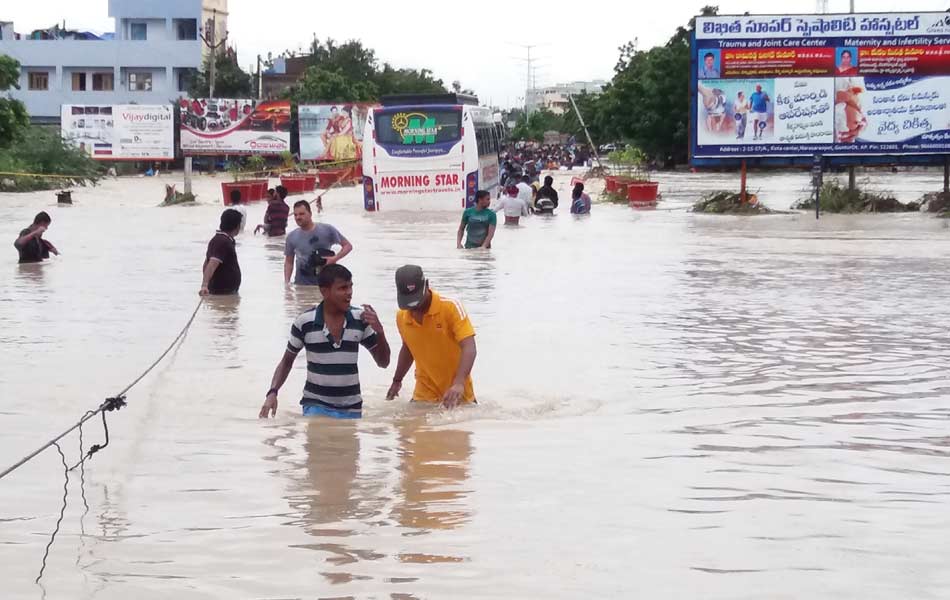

{"left": 287, "top": 303, "right": 379, "bottom": 413}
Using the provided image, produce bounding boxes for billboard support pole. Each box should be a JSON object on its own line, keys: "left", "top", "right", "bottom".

{"left": 740, "top": 160, "right": 747, "bottom": 203}
{"left": 848, "top": 166, "right": 856, "bottom": 192}
{"left": 184, "top": 157, "right": 193, "bottom": 195}
{"left": 944, "top": 156, "right": 949, "bottom": 193}
{"left": 813, "top": 154, "right": 823, "bottom": 220}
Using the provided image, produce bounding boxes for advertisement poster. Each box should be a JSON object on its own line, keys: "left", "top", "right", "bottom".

{"left": 113, "top": 105, "right": 174, "bottom": 160}
{"left": 299, "top": 104, "right": 374, "bottom": 161}
{"left": 179, "top": 99, "right": 291, "bottom": 155}
{"left": 693, "top": 12, "right": 950, "bottom": 159}
{"left": 61, "top": 105, "right": 114, "bottom": 158}
{"left": 62, "top": 105, "right": 174, "bottom": 160}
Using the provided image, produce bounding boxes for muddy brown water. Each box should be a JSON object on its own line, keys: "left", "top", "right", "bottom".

{"left": 1, "top": 169, "right": 949, "bottom": 599}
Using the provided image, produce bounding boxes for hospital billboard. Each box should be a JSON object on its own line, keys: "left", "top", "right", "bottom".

{"left": 692, "top": 12, "right": 950, "bottom": 160}
{"left": 179, "top": 98, "right": 291, "bottom": 155}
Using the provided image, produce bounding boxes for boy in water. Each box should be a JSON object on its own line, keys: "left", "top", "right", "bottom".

{"left": 457, "top": 191, "right": 497, "bottom": 249}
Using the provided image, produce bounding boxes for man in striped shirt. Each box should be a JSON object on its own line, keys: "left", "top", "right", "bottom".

{"left": 259, "top": 264, "right": 391, "bottom": 419}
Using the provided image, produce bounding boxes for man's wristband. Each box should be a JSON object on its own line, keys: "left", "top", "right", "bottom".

{"left": 266, "top": 387, "right": 279, "bottom": 396}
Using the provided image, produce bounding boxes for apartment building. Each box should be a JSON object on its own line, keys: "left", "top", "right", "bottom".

{"left": 0, "top": 0, "right": 228, "bottom": 121}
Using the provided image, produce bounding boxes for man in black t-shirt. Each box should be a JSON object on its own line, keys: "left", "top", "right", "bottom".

{"left": 14, "top": 211, "right": 59, "bottom": 264}
{"left": 199, "top": 209, "right": 243, "bottom": 296}
{"left": 535, "top": 176, "right": 559, "bottom": 210}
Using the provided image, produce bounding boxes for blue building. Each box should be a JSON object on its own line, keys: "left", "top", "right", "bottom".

{"left": 0, "top": 0, "right": 228, "bottom": 122}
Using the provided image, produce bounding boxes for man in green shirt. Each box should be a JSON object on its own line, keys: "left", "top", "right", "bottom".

{"left": 456, "top": 191, "right": 497, "bottom": 249}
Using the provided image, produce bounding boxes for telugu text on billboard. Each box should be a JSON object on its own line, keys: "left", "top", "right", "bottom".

{"left": 62, "top": 105, "right": 174, "bottom": 160}
{"left": 692, "top": 12, "right": 950, "bottom": 159}
{"left": 179, "top": 99, "right": 291, "bottom": 155}
{"left": 299, "top": 104, "right": 375, "bottom": 161}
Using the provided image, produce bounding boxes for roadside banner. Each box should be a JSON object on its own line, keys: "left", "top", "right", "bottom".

{"left": 179, "top": 98, "right": 291, "bottom": 155}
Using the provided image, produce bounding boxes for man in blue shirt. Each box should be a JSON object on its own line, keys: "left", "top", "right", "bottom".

{"left": 749, "top": 84, "right": 771, "bottom": 141}
{"left": 698, "top": 53, "right": 720, "bottom": 78}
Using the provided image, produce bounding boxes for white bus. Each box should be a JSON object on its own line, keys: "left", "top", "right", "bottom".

{"left": 362, "top": 94, "right": 501, "bottom": 211}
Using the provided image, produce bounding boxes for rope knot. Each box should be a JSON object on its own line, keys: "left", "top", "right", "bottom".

{"left": 103, "top": 396, "right": 127, "bottom": 412}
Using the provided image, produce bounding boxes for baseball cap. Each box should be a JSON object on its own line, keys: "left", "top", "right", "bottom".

{"left": 395, "top": 265, "right": 426, "bottom": 309}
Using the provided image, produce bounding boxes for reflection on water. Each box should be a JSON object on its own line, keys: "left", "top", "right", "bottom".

{"left": 3, "top": 171, "right": 950, "bottom": 599}
{"left": 395, "top": 419, "right": 472, "bottom": 534}
{"left": 274, "top": 416, "right": 473, "bottom": 586}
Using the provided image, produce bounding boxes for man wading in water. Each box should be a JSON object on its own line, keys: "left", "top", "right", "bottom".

{"left": 260, "top": 264, "right": 390, "bottom": 419}
{"left": 285, "top": 200, "right": 352, "bottom": 286}
{"left": 457, "top": 191, "right": 496, "bottom": 249}
{"left": 387, "top": 265, "right": 478, "bottom": 409}
{"left": 14, "top": 212, "right": 59, "bottom": 263}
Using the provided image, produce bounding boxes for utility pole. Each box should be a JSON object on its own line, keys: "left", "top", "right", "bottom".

{"left": 199, "top": 9, "right": 228, "bottom": 99}
{"left": 508, "top": 43, "right": 540, "bottom": 115}
{"left": 524, "top": 44, "right": 535, "bottom": 116}
{"left": 569, "top": 94, "right": 603, "bottom": 169}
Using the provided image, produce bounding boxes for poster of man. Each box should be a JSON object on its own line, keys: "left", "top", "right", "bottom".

{"left": 299, "top": 104, "right": 375, "bottom": 161}
{"left": 698, "top": 50, "right": 721, "bottom": 79}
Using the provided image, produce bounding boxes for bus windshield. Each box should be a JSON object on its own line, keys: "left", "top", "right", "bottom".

{"left": 375, "top": 108, "right": 463, "bottom": 146}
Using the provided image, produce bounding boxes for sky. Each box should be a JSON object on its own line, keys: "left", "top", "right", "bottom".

{"left": 4, "top": 0, "right": 949, "bottom": 108}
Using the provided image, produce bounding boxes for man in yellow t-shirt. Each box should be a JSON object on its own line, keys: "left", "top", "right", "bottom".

{"left": 387, "top": 265, "right": 477, "bottom": 408}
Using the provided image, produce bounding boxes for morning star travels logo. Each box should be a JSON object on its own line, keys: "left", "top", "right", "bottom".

{"left": 392, "top": 112, "right": 440, "bottom": 144}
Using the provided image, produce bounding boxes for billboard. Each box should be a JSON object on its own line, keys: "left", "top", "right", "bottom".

{"left": 179, "top": 99, "right": 291, "bottom": 155}
{"left": 692, "top": 13, "right": 950, "bottom": 160}
{"left": 298, "top": 103, "right": 375, "bottom": 161}
{"left": 61, "top": 105, "right": 174, "bottom": 160}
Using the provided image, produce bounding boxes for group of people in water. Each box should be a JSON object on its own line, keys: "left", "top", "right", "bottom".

{"left": 13, "top": 169, "right": 596, "bottom": 421}
{"left": 195, "top": 186, "right": 479, "bottom": 419}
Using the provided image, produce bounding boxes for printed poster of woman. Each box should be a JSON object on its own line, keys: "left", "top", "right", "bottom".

{"left": 321, "top": 106, "right": 361, "bottom": 161}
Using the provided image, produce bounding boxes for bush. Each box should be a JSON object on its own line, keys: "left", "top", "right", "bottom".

{"left": 692, "top": 191, "right": 774, "bottom": 215}
{"left": 0, "top": 126, "right": 103, "bottom": 191}
{"left": 793, "top": 181, "right": 911, "bottom": 213}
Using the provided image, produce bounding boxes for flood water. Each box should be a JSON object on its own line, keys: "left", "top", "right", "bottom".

{"left": 2, "top": 169, "right": 950, "bottom": 599}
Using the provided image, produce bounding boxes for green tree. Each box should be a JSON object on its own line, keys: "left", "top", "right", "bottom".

{"left": 292, "top": 38, "right": 447, "bottom": 99}
{"left": 189, "top": 49, "right": 253, "bottom": 98}
{"left": 511, "top": 109, "right": 565, "bottom": 142}
{"left": 374, "top": 64, "right": 447, "bottom": 96}
{"left": 560, "top": 91, "right": 606, "bottom": 145}
{"left": 286, "top": 66, "right": 377, "bottom": 104}
{"left": 309, "top": 38, "right": 378, "bottom": 83}
{"left": 596, "top": 5, "right": 718, "bottom": 165}
{"left": 0, "top": 55, "right": 30, "bottom": 150}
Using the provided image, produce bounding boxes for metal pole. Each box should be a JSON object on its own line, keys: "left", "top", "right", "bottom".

{"left": 740, "top": 160, "right": 747, "bottom": 203}
{"left": 256, "top": 54, "right": 262, "bottom": 100}
{"left": 568, "top": 94, "right": 602, "bottom": 169}
{"left": 208, "top": 10, "right": 216, "bottom": 99}
{"left": 944, "top": 156, "right": 949, "bottom": 194}
{"left": 184, "top": 157, "right": 193, "bottom": 195}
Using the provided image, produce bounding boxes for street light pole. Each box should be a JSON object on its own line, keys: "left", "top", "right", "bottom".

{"left": 199, "top": 9, "right": 228, "bottom": 99}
